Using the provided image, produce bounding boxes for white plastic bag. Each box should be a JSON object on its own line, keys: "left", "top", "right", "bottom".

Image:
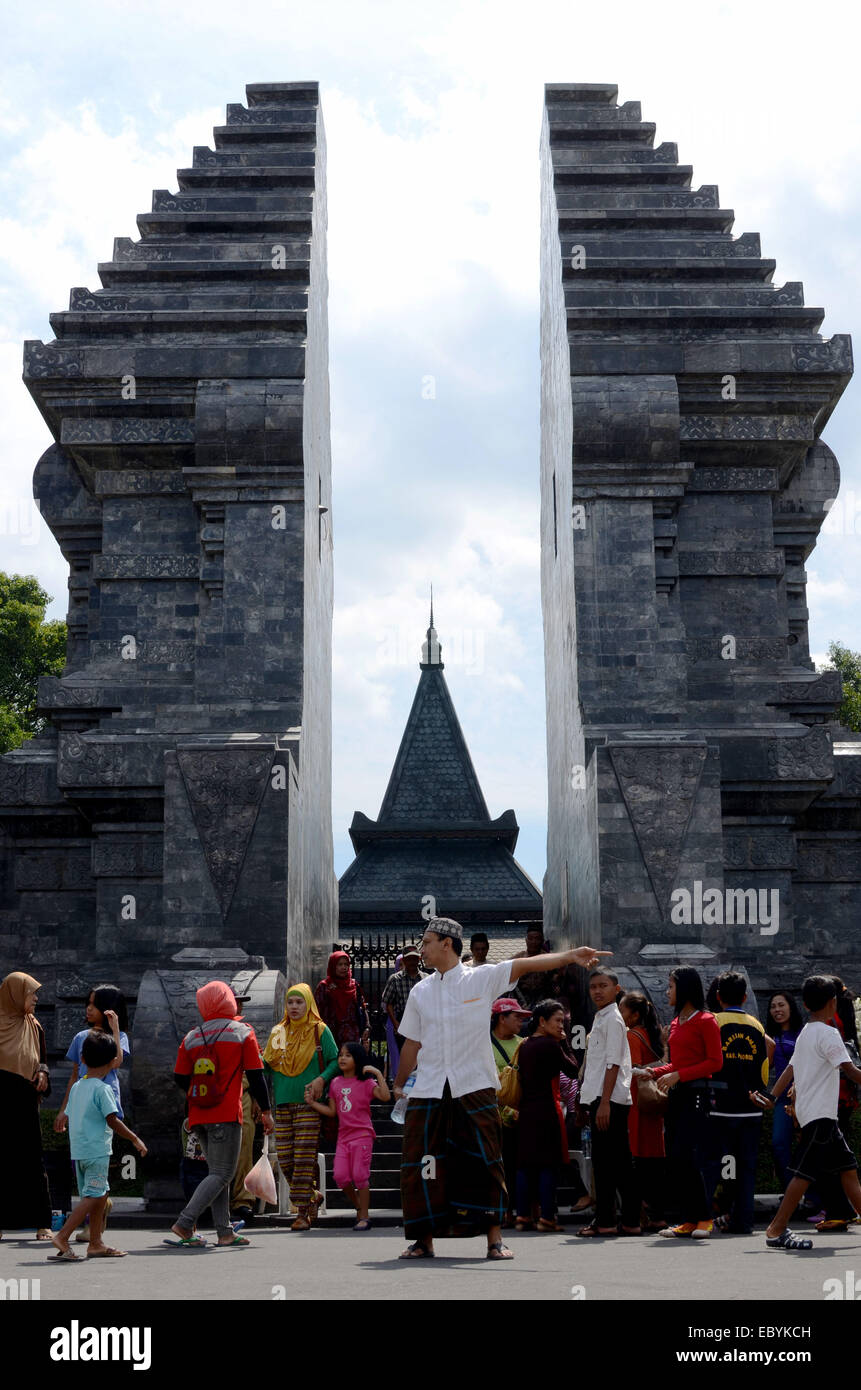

{"left": 244, "top": 1133, "right": 277, "bottom": 1206}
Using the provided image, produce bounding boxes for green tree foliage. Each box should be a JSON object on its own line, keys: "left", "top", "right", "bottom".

{"left": 0, "top": 573, "right": 66, "bottom": 753}
{"left": 820, "top": 640, "right": 861, "bottom": 733}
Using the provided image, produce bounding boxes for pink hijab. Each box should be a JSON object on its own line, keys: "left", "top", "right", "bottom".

{"left": 196, "top": 980, "right": 237, "bottom": 1022}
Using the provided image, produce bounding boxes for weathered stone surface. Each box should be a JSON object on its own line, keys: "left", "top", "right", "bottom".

{"left": 540, "top": 82, "right": 859, "bottom": 975}
{"left": 0, "top": 84, "right": 338, "bottom": 1195}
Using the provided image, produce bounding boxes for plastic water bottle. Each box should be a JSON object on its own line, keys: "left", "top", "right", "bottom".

{"left": 581, "top": 1126, "right": 591, "bottom": 1160}
{"left": 51, "top": 1210, "right": 64, "bottom": 1231}
{"left": 391, "top": 1072, "right": 417, "bottom": 1124}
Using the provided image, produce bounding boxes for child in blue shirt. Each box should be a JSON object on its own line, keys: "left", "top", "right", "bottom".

{"left": 55, "top": 984, "right": 131, "bottom": 1124}
{"left": 49, "top": 1031, "right": 146, "bottom": 1261}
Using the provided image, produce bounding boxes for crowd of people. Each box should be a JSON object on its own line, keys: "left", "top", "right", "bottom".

{"left": 1, "top": 919, "right": 860, "bottom": 1263}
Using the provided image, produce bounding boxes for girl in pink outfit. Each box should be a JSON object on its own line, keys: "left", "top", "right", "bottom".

{"left": 306, "top": 1042, "right": 389, "bottom": 1229}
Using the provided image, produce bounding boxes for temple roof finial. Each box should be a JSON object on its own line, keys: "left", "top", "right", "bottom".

{"left": 421, "top": 585, "right": 443, "bottom": 667}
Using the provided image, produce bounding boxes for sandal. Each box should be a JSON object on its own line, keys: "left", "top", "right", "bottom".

{"left": 86, "top": 1246, "right": 127, "bottom": 1257}
{"left": 49, "top": 1247, "right": 80, "bottom": 1261}
{"left": 486, "top": 1240, "right": 514, "bottom": 1260}
{"left": 576, "top": 1224, "right": 617, "bottom": 1238}
{"left": 353, "top": 1219, "right": 372, "bottom": 1231}
{"left": 399, "top": 1240, "right": 434, "bottom": 1259}
{"left": 217, "top": 1235, "right": 250, "bottom": 1247}
{"left": 536, "top": 1218, "right": 564, "bottom": 1233}
{"left": 290, "top": 1213, "right": 312, "bottom": 1232}
{"left": 815, "top": 1218, "right": 850, "bottom": 1232}
{"left": 766, "top": 1229, "right": 812, "bottom": 1251}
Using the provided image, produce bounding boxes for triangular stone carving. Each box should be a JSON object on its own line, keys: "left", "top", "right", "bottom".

{"left": 608, "top": 742, "right": 707, "bottom": 920}
{"left": 177, "top": 746, "right": 274, "bottom": 920}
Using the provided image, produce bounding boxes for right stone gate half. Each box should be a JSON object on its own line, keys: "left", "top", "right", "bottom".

{"left": 540, "top": 82, "right": 860, "bottom": 986}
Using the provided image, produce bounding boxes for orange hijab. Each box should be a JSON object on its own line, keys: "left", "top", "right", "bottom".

{"left": 0, "top": 972, "right": 42, "bottom": 1080}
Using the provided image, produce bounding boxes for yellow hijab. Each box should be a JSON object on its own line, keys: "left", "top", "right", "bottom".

{"left": 263, "top": 983, "right": 323, "bottom": 1076}
{"left": 0, "top": 972, "right": 42, "bottom": 1081}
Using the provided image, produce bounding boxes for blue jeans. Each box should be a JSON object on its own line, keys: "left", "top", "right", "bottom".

{"left": 703, "top": 1115, "right": 762, "bottom": 1232}
{"left": 771, "top": 1096, "right": 794, "bottom": 1190}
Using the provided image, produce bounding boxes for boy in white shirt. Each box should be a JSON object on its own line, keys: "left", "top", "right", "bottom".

{"left": 752, "top": 974, "right": 861, "bottom": 1251}
{"left": 576, "top": 968, "right": 639, "bottom": 1237}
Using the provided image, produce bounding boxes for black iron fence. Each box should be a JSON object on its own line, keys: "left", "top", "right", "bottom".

{"left": 331, "top": 932, "right": 424, "bottom": 1026}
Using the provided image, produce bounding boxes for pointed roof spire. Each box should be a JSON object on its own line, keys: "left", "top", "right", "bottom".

{"left": 421, "top": 586, "right": 443, "bottom": 668}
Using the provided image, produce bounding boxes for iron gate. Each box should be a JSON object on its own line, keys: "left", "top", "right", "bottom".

{"left": 330, "top": 932, "right": 424, "bottom": 1020}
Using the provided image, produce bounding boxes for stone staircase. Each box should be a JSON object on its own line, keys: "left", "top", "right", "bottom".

{"left": 315, "top": 1102, "right": 591, "bottom": 1227}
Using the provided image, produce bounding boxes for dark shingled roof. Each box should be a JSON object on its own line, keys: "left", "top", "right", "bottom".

{"left": 339, "top": 626, "right": 542, "bottom": 926}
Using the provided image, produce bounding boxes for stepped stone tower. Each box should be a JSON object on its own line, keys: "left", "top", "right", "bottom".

{"left": 339, "top": 609, "right": 542, "bottom": 942}
{"left": 540, "top": 83, "right": 859, "bottom": 992}
{"left": 0, "top": 84, "right": 337, "bottom": 1133}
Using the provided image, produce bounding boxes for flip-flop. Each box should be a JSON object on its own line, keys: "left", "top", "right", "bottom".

{"left": 576, "top": 1225, "right": 618, "bottom": 1238}
{"left": 536, "top": 1219, "right": 565, "bottom": 1233}
{"left": 49, "top": 1248, "right": 80, "bottom": 1261}
{"left": 216, "top": 1235, "right": 250, "bottom": 1247}
{"left": 353, "top": 1219, "right": 372, "bottom": 1231}
{"left": 399, "top": 1240, "right": 434, "bottom": 1259}
{"left": 86, "top": 1247, "right": 127, "bottom": 1258}
{"left": 163, "top": 1235, "right": 206, "bottom": 1248}
{"left": 486, "top": 1241, "right": 514, "bottom": 1260}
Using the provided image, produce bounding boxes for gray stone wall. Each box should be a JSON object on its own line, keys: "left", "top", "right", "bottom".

{"left": 0, "top": 85, "right": 337, "bottom": 1141}
{"left": 540, "top": 82, "right": 859, "bottom": 980}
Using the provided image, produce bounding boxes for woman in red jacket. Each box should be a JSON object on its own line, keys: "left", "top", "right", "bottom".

{"left": 638, "top": 966, "right": 722, "bottom": 1240}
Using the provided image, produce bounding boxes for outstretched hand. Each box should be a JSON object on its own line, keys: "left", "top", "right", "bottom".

{"left": 569, "top": 947, "right": 612, "bottom": 970}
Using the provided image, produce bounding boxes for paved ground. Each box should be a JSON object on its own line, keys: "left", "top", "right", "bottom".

{"left": 4, "top": 1224, "right": 861, "bottom": 1301}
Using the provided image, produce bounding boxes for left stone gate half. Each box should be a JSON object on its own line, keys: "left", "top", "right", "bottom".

{"left": 0, "top": 83, "right": 337, "bottom": 1083}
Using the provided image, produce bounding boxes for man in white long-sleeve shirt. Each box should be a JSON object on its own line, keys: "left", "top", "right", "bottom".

{"left": 394, "top": 916, "right": 608, "bottom": 1261}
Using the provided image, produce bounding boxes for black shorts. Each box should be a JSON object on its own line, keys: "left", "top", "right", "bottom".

{"left": 789, "top": 1118, "right": 858, "bottom": 1185}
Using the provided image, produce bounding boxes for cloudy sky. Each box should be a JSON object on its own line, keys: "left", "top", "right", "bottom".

{"left": 2, "top": 0, "right": 858, "bottom": 886}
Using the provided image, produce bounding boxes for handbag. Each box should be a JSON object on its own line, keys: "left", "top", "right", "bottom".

{"left": 632, "top": 1030, "right": 668, "bottom": 1116}
{"left": 492, "top": 1035, "right": 522, "bottom": 1109}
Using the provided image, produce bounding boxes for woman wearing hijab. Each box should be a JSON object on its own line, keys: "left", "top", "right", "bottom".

{"left": 171, "top": 980, "right": 273, "bottom": 1248}
{"left": 314, "top": 951, "right": 370, "bottom": 1049}
{"left": 263, "top": 984, "right": 340, "bottom": 1231}
{"left": 0, "top": 972, "right": 52, "bottom": 1240}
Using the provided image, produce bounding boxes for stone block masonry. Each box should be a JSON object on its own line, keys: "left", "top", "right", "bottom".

{"left": 0, "top": 84, "right": 338, "bottom": 1167}
{"left": 539, "top": 82, "right": 859, "bottom": 992}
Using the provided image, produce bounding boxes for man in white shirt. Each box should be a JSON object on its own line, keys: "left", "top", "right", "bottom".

{"left": 754, "top": 974, "right": 861, "bottom": 1251}
{"left": 394, "top": 916, "right": 609, "bottom": 1260}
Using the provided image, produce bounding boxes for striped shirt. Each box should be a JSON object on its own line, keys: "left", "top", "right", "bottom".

{"left": 399, "top": 960, "right": 514, "bottom": 1099}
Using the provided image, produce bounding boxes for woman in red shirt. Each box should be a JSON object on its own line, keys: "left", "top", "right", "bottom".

{"left": 620, "top": 991, "right": 667, "bottom": 1231}
{"left": 638, "top": 967, "right": 722, "bottom": 1240}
